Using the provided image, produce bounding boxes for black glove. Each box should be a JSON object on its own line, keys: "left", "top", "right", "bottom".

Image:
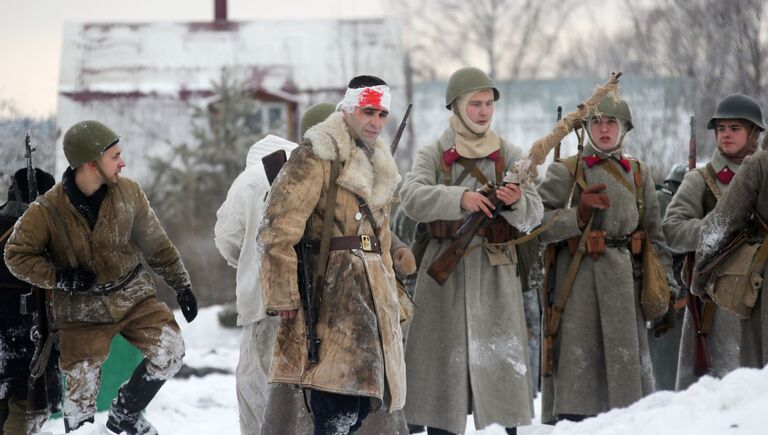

{"left": 176, "top": 287, "right": 198, "bottom": 323}
{"left": 56, "top": 267, "right": 96, "bottom": 293}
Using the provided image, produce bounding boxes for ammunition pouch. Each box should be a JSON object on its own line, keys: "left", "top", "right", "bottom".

{"left": 427, "top": 218, "right": 518, "bottom": 243}
{"left": 704, "top": 235, "right": 768, "bottom": 319}
{"left": 481, "top": 218, "right": 518, "bottom": 244}
{"left": 426, "top": 220, "right": 462, "bottom": 239}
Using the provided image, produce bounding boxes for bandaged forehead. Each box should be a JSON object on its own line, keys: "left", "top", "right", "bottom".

{"left": 338, "top": 85, "right": 391, "bottom": 112}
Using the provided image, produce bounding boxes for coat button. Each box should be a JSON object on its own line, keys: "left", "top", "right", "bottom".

{"left": 354, "top": 212, "right": 363, "bottom": 221}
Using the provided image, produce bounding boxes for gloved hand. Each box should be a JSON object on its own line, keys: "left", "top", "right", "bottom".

{"left": 577, "top": 183, "right": 611, "bottom": 228}
{"left": 653, "top": 296, "right": 677, "bottom": 338}
{"left": 177, "top": 287, "right": 198, "bottom": 323}
{"left": 392, "top": 246, "right": 417, "bottom": 276}
{"left": 56, "top": 267, "right": 96, "bottom": 293}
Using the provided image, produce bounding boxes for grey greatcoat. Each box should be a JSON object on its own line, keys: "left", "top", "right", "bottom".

{"left": 662, "top": 150, "right": 742, "bottom": 390}
{"left": 399, "top": 127, "right": 542, "bottom": 433}
{"left": 537, "top": 144, "right": 671, "bottom": 423}
{"left": 694, "top": 150, "right": 768, "bottom": 370}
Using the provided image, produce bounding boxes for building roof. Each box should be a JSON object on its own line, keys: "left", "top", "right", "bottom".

{"left": 59, "top": 17, "right": 404, "bottom": 101}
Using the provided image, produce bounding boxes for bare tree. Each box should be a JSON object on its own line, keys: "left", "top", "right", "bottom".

{"left": 0, "top": 100, "right": 57, "bottom": 195}
{"left": 560, "top": 0, "right": 768, "bottom": 160}
{"left": 396, "top": 0, "right": 579, "bottom": 81}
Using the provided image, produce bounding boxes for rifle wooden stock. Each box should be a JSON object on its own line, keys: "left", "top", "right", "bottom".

{"left": 688, "top": 116, "right": 696, "bottom": 171}
{"left": 540, "top": 244, "right": 557, "bottom": 377}
{"left": 685, "top": 253, "right": 711, "bottom": 377}
{"left": 262, "top": 149, "right": 288, "bottom": 185}
{"left": 684, "top": 115, "right": 711, "bottom": 377}
{"left": 427, "top": 191, "right": 501, "bottom": 285}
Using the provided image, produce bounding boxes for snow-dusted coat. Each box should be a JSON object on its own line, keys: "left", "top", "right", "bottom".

{"left": 662, "top": 150, "right": 742, "bottom": 390}
{"left": 399, "top": 127, "right": 542, "bottom": 433}
{"left": 694, "top": 149, "right": 768, "bottom": 369}
{"left": 4, "top": 177, "right": 190, "bottom": 325}
{"left": 537, "top": 144, "right": 671, "bottom": 422}
{"left": 258, "top": 112, "right": 405, "bottom": 411}
{"left": 214, "top": 136, "right": 297, "bottom": 326}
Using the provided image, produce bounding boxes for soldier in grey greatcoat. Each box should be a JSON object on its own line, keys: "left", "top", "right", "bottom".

{"left": 399, "top": 67, "right": 542, "bottom": 435}
{"left": 693, "top": 152, "right": 768, "bottom": 372}
{"left": 663, "top": 94, "right": 764, "bottom": 390}
{"left": 647, "top": 163, "right": 687, "bottom": 391}
{"left": 537, "top": 97, "right": 673, "bottom": 423}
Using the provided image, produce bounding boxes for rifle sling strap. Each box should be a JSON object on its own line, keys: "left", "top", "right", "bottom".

{"left": 599, "top": 159, "right": 647, "bottom": 228}
{"left": 699, "top": 163, "right": 722, "bottom": 201}
{"left": 37, "top": 197, "right": 78, "bottom": 269}
{"left": 313, "top": 140, "right": 342, "bottom": 291}
{"left": 546, "top": 213, "right": 594, "bottom": 337}
{"left": 28, "top": 331, "right": 57, "bottom": 381}
{"left": 0, "top": 226, "right": 13, "bottom": 244}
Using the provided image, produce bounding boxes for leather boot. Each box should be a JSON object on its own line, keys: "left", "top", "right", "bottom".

{"left": 106, "top": 360, "right": 165, "bottom": 435}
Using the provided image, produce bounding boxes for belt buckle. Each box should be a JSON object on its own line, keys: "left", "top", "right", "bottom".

{"left": 360, "top": 235, "right": 372, "bottom": 251}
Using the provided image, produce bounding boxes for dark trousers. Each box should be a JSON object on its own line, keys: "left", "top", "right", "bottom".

{"left": 427, "top": 426, "right": 517, "bottom": 434}
{"left": 310, "top": 390, "right": 370, "bottom": 435}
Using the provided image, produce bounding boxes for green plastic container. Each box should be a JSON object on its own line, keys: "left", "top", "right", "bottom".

{"left": 96, "top": 334, "right": 143, "bottom": 411}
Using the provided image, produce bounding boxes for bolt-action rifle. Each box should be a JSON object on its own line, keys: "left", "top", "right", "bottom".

{"left": 683, "top": 116, "right": 713, "bottom": 377}
{"left": 262, "top": 149, "right": 321, "bottom": 363}
{"left": 21, "top": 133, "right": 63, "bottom": 413}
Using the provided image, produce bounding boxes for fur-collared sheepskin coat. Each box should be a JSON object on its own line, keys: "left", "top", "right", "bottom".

{"left": 259, "top": 112, "right": 406, "bottom": 411}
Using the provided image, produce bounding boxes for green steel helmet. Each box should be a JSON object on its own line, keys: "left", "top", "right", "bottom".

{"left": 588, "top": 96, "right": 634, "bottom": 132}
{"left": 665, "top": 163, "right": 688, "bottom": 184}
{"left": 63, "top": 120, "right": 120, "bottom": 168}
{"left": 707, "top": 94, "right": 765, "bottom": 131}
{"left": 444, "top": 66, "right": 500, "bottom": 110}
{"left": 300, "top": 103, "right": 336, "bottom": 137}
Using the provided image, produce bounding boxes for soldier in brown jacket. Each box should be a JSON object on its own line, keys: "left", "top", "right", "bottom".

{"left": 4, "top": 121, "right": 198, "bottom": 434}
{"left": 258, "top": 76, "right": 405, "bottom": 435}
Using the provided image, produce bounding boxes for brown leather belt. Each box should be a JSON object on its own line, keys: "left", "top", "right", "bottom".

{"left": 328, "top": 235, "right": 381, "bottom": 254}
{"left": 427, "top": 218, "right": 518, "bottom": 244}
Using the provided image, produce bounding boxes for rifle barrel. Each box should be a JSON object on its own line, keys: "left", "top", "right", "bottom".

{"left": 390, "top": 103, "right": 413, "bottom": 155}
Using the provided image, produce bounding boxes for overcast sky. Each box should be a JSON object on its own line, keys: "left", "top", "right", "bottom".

{"left": 0, "top": 0, "right": 628, "bottom": 118}
{"left": 0, "top": 0, "right": 389, "bottom": 117}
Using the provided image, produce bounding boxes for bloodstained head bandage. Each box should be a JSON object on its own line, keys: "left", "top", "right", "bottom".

{"left": 337, "top": 85, "right": 391, "bottom": 113}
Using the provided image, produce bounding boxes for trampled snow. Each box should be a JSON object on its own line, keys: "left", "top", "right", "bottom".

{"left": 38, "top": 305, "right": 768, "bottom": 435}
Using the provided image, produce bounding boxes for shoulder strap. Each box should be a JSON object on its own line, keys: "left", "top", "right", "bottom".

{"left": 456, "top": 158, "right": 489, "bottom": 185}
{"left": 495, "top": 147, "right": 506, "bottom": 184}
{"left": 600, "top": 160, "right": 636, "bottom": 195}
{"left": 37, "top": 197, "right": 78, "bottom": 268}
{"left": 355, "top": 195, "right": 379, "bottom": 231}
{"left": 699, "top": 163, "right": 722, "bottom": 201}
{"left": 558, "top": 155, "right": 588, "bottom": 190}
{"left": 546, "top": 214, "right": 594, "bottom": 337}
{"left": 629, "top": 159, "right": 645, "bottom": 227}
{"left": 313, "top": 142, "right": 341, "bottom": 287}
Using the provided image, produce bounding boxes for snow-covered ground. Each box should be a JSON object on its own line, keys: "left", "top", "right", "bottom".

{"left": 39, "top": 306, "right": 768, "bottom": 435}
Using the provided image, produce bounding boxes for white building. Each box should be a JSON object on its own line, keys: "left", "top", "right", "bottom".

{"left": 56, "top": 10, "right": 405, "bottom": 182}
